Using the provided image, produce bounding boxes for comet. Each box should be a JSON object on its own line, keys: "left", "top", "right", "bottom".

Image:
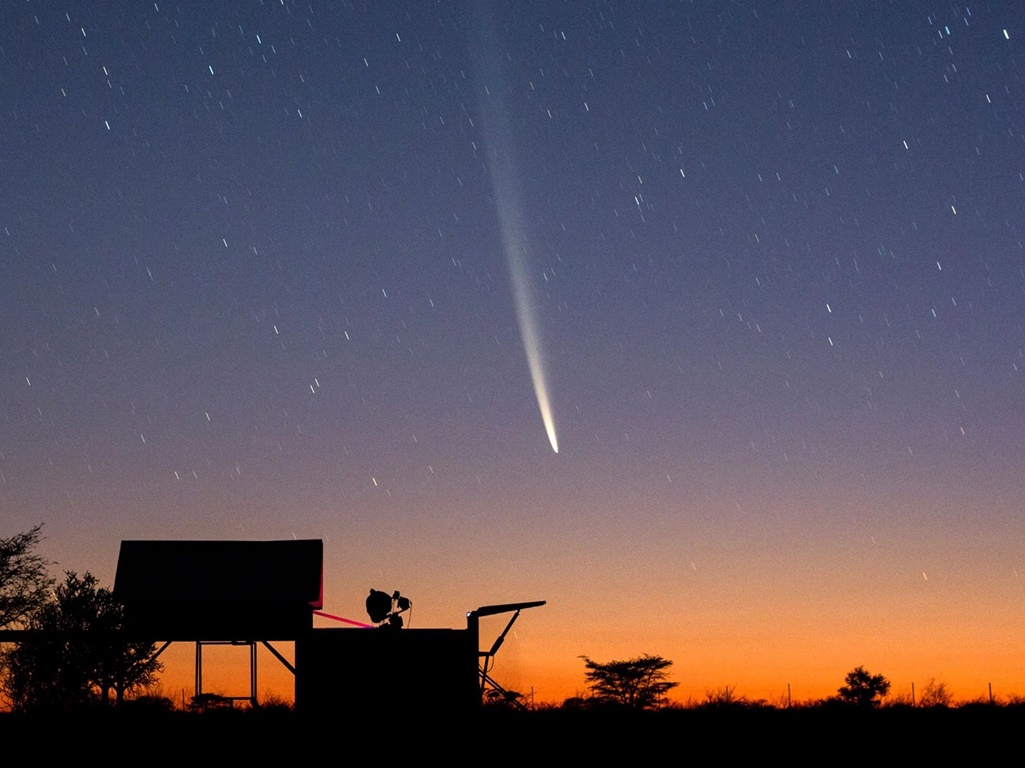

{"left": 472, "top": 5, "right": 558, "bottom": 454}
{"left": 500, "top": 201, "right": 559, "bottom": 454}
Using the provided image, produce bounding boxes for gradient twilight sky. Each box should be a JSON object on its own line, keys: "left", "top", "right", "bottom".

{"left": 3, "top": 1, "right": 1025, "bottom": 704}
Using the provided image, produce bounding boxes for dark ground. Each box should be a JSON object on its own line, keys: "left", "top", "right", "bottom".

{"left": 2, "top": 704, "right": 1021, "bottom": 762}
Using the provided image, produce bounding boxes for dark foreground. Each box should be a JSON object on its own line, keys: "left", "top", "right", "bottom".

{"left": 2, "top": 704, "right": 1021, "bottom": 762}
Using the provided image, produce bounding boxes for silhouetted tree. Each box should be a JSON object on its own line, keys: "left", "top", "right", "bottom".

{"left": 0, "top": 571, "right": 161, "bottom": 711}
{"left": 919, "top": 678, "right": 952, "bottom": 708}
{"left": 580, "top": 654, "right": 678, "bottom": 710}
{"left": 837, "top": 666, "right": 890, "bottom": 707}
{"left": 0, "top": 525, "right": 53, "bottom": 629}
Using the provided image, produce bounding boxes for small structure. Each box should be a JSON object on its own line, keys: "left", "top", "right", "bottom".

{"left": 295, "top": 626, "right": 479, "bottom": 715}
{"left": 114, "top": 539, "right": 323, "bottom": 706}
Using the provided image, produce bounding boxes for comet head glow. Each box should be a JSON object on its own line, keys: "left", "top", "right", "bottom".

{"left": 524, "top": 331, "right": 559, "bottom": 454}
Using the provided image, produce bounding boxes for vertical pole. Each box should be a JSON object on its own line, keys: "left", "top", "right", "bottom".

{"left": 250, "top": 641, "right": 258, "bottom": 708}
{"left": 989, "top": 682, "right": 993, "bottom": 704}
{"left": 467, "top": 611, "right": 483, "bottom": 698}
{"left": 195, "top": 641, "right": 202, "bottom": 700}
{"left": 787, "top": 683, "right": 791, "bottom": 708}
{"left": 911, "top": 682, "right": 915, "bottom": 707}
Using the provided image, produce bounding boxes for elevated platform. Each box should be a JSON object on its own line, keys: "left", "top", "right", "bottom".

{"left": 114, "top": 539, "right": 323, "bottom": 640}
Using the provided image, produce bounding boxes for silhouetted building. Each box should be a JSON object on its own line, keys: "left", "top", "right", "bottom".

{"left": 112, "top": 539, "right": 524, "bottom": 715}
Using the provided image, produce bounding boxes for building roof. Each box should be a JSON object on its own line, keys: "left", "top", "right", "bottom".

{"left": 113, "top": 539, "right": 323, "bottom": 639}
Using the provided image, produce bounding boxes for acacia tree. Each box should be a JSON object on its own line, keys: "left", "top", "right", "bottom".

{"left": 837, "top": 666, "right": 890, "bottom": 707}
{"left": 0, "top": 525, "right": 53, "bottom": 629}
{"left": 580, "top": 654, "right": 678, "bottom": 710}
{"left": 1, "top": 571, "right": 161, "bottom": 711}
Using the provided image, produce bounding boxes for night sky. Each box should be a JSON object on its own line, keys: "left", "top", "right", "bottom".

{"left": 3, "top": 1, "right": 1025, "bottom": 703}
